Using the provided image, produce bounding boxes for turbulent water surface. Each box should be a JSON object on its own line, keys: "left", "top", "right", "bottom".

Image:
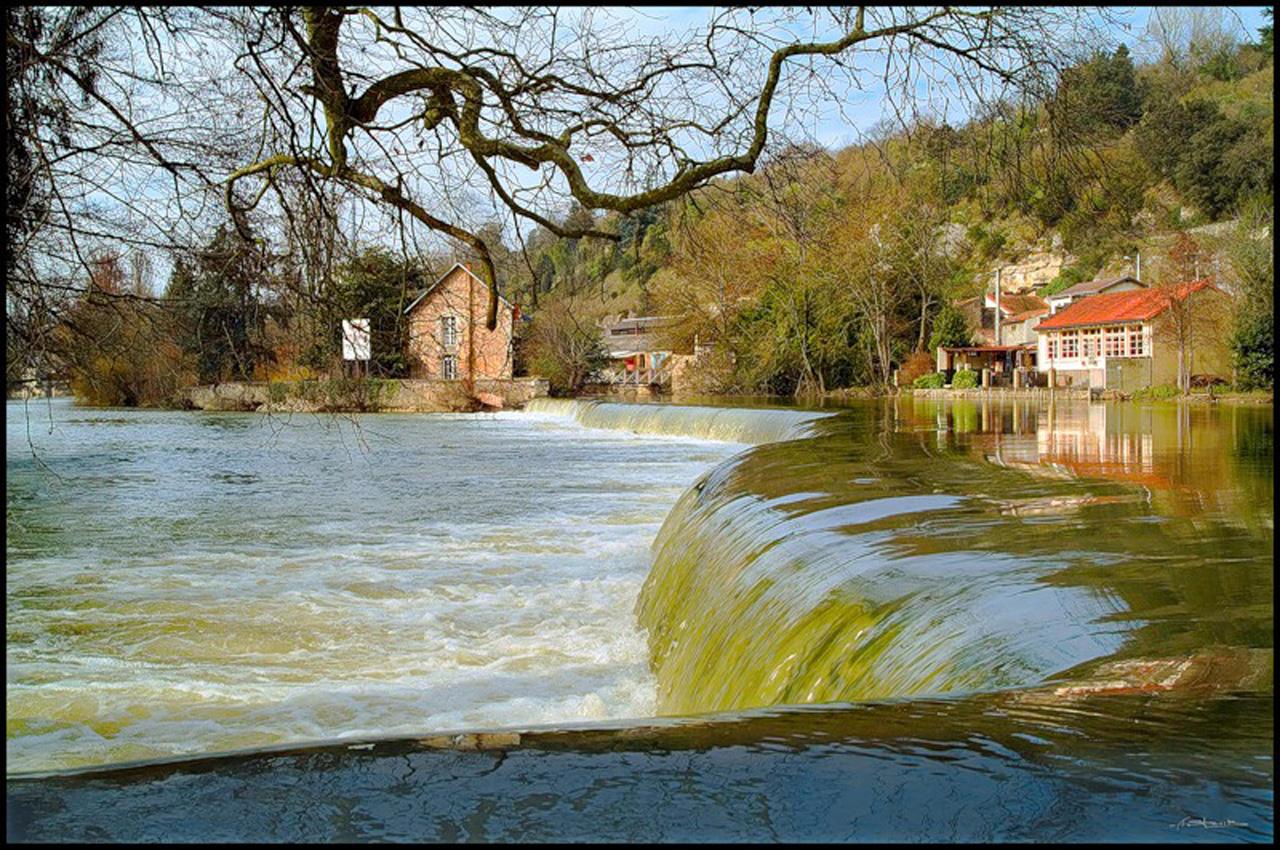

{"left": 5, "top": 395, "right": 1273, "bottom": 841}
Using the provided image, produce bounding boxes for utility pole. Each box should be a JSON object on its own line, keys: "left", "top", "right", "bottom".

{"left": 1125, "top": 251, "right": 1142, "bottom": 281}
{"left": 993, "top": 267, "right": 1002, "bottom": 346}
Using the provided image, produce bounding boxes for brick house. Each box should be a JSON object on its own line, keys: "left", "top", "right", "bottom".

{"left": 403, "top": 262, "right": 515, "bottom": 380}
{"left": 1034, "top": 280, "right": 1232, "bottom": 391}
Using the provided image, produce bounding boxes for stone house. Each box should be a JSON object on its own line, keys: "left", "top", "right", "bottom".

{"left": 403, "top": 262, "right": 515, "bottom": 380}
{"left": 1034, "top": 280, "right": 1232, "bottom": 391}
{"left": 1045, "top": 275, "right": 1145, "bottom": 315}
{"left": 953, "top": 292, "right": 1049, "bottom": 346}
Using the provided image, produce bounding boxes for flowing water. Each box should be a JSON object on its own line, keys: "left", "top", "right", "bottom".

{"left": 5, "top": 395, "right": 1273, "bottom": 841}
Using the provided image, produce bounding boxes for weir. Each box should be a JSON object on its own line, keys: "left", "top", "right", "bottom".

{"left": 632, "top": 399, "right": 1274, "bottom": 717}
{"left": 523, "top": 397, "right": 832, "bottom": 444}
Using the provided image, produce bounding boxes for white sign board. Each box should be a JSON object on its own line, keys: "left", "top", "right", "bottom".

{"left": 341, "top": 319, "right": 371, "bottom": 361}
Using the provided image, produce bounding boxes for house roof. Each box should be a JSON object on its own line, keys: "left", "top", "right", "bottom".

{"left": 607, "top": 335, "right": 669, "bottom": 357}
{"left": 1055, "top": 275, "right": 1144, "bottom": 300}
{"left": 940, "top": 344, "right": 1028, "bottom": 353}
{"left": 1007, "top": 306, "right": 1050, "bottom": 323}
{"left": 983, "top": 292, "right": 1048, "bottom": 316}
{"left": 1035, "top": 280, "right": 1217, "bottom": 331}
{"left": 605, "top": 315, "right": 674, "bottom": 334}
{"left": 403, "top": 262, "right": 514, "bottom": 315}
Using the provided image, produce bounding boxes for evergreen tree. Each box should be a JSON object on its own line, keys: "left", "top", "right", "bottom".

{"left": 929, "top": 305, "right": 972, "bottom": 351}
{"left": 166, "top": 226, "right": 276, "bottom": 384}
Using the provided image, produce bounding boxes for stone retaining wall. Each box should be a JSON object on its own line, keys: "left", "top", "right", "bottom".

{"left": 183, "top": 378, "right": 549, "bottom": 413}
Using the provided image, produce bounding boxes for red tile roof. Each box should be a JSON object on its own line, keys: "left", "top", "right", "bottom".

{"left": 1035, "top": 280, "right": 1217, "bottom": 331}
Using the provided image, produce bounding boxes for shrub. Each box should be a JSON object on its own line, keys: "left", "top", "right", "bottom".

{"left": 898, "top": 351, "right": 936, "bottom": 385}
{"left": 951, "top": 368, "right": 979, "bottom": 389}
{"left": 521, "top": 300, "right": 610, "bottom": 395}
{"left": 912, "top": 371, "right": 945, "bottom": 389}
{"left": 1231, "top": 307, "right": 1273, "bottom": 389}
{"left": 1132, "top": 384, "right": 1180, "bottom": 401}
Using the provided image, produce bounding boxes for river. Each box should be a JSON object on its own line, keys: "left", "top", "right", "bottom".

{"left": 5, "top": 395, "right": 1273, "bottom": 841}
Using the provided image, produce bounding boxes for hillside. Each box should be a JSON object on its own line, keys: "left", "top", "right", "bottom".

{"left": 513, "top": 29, "right": 1274, "bottom": 395}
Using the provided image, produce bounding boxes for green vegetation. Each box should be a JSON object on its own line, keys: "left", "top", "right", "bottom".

{"left": 166, "top": 225, "right": 279, "bottom": 386}
{"left": 951, "top": 369, "right": 979, "bottom": 390}
{"left": 912, "top": 372, "right": 945, "bottom": 389}
{"left": 1226, "top": 196, "right": 1274, "bottom": 390}
{"left": 1132, "top": 384, "right": 1182, "bottom": 401}
{"left": 929, "top": 306, "right": 972, "bottom": 351}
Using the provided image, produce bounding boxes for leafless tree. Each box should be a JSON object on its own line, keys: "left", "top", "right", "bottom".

{"left": 222, "top": 7, "right": 1101, "bottom": 330}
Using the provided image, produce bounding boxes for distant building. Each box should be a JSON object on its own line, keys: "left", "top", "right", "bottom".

{"left": 1034, "top": 280, "right": 1232, "bottom": 391}
{"left": 937, "top": 292, "right": 1048, "bottom": 380}
{"left": 404, "top": 262, "right": 514, "bottom": 380}
{"left": 600, "top": 315, "right": 674, "bottom": 384}
{"left": 1046, "top": 275, "right": 1145, "bottom": 315}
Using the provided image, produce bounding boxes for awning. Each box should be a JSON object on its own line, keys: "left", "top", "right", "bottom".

{"left": 940, "top": 345, "right": 1027, "bottom": 354}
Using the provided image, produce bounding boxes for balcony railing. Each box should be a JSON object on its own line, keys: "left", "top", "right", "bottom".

{"left": 596, "top": 366, "right": 671, "bottom": 386}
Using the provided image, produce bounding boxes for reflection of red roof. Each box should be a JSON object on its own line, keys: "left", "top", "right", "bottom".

{"left": 1036, "top": 280, "right": 1216, "bottom": 330}
{"left": 1045, "top": 457, "right": 1175, "bottom": 491}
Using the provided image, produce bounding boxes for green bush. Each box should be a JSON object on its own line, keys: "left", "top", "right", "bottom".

{"left": 1231, "top": 307, "right": 1274, "bottom": 390}
{"left": 1132, "top": 384, "right": 1180, "bottom": 401}
{"left": 951, "top": 368, "right": 979, "bottom": 389}
{"left": 913, "top": 371, "right": 945, "bottom": 389}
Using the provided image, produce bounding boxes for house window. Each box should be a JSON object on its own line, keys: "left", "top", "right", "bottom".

{"left": 1061, "top": 331, "right": 1078, "bottom": 359}
{"left": 442, "top": 354, "right": 458, "bottom": 379}
{"left": 441, "top": 315, "right": 459, "bottom": 348}
{"left": 1104, "top": 326, "right": 1125, "bottom": 357}
{"left": 1048, "top": 336, "right": 1058, "bottom": 359}
{"left": 1128, "top": 326, "right": 1146, "bottom": 357}
{"left": 1081, "top": 328, "right": 1100, "bottom": 358}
